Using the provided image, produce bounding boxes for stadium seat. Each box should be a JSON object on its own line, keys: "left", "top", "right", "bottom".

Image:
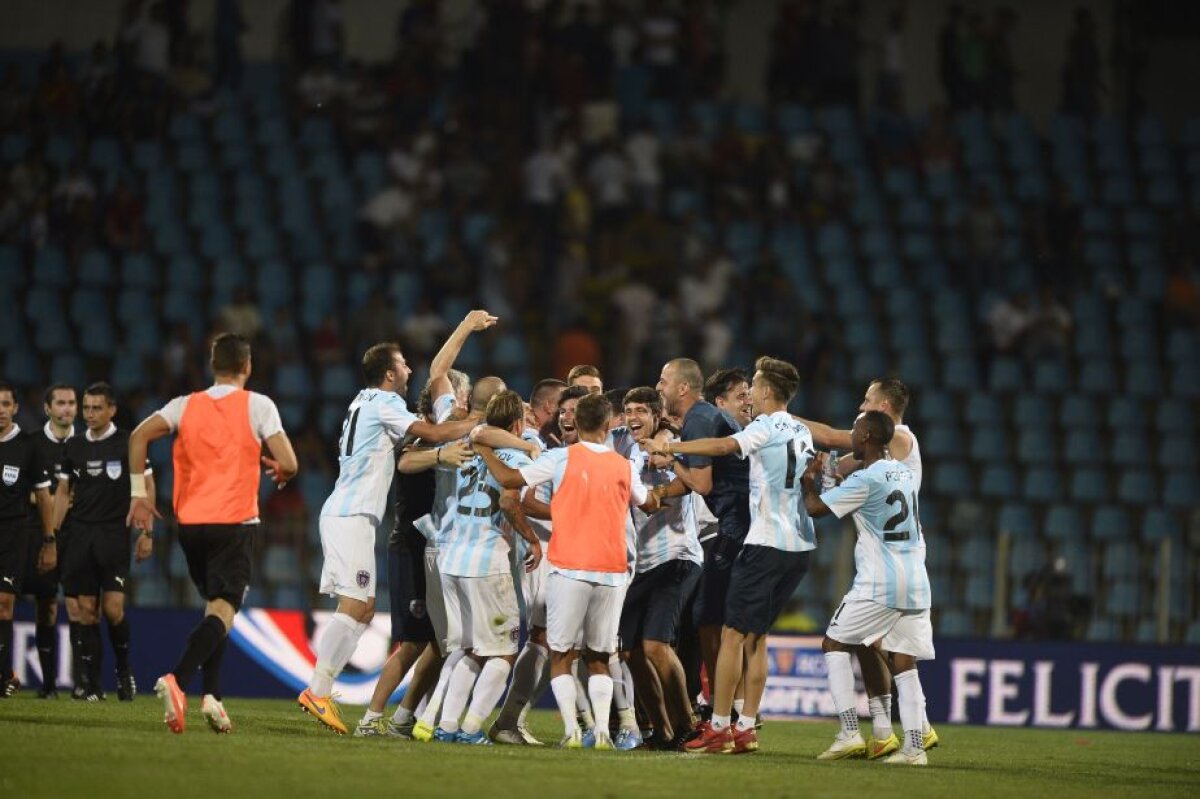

{"left": 1009, "top": 537, "right": 1045, "bottom": 577}
{"left": 1059, "top": 395, "right": 1098, "bottom": 429}
{"left": 938, "top": 609, "right": 972, "bottom": 638}
{"left": 969, "top": 427, "right": 1010, "bottom": 462}
{"left": 922, "top": 424, "right": 964, "bottom": 460}
{"left": 1069, "top": 468, "right": 1108, "bottom": 504}
{"left": 1013, "top": 395, "right": 1053, "bottom": 427}
{"left": 1102, "top": 542, "right": 1140, "bottom": 580}
{"left": 1117, "top": 470, "right": 1158, "bottom": 505}
{"left": 1015, "top": 430, "right": 1056, "bottom": 465}
{"left": 997, "top": 502, "right": 1037, "bottom": 537}
{"left": 931, "top": 461, "right": 972, "bottom": 497}
{"left": 1140, "top": 509, "right": 1180, "bottom": 543}
{"left": 319, "top": 364, "right": 357, "bottom": 400}
{"left": 979, "top": 465, "right": 1018, "bottom": 499}
{"left": 1043, "top": 504, "right": 1084, "bottom": 541}
{"left": 1111, "top": 433, "right": 1144, "bottom": 468}
{"left": 1023, "top": 467, "right": 1062, "bottom": 503}
{"left": 1106, "top": 397, "right": 1144, "bottom": 429}
{"left": 1091, "top": 506, "right": 1130, "bottom": 542}
{"left": 1163, "top": 472, "right": 1199, "bottom": 509}
{"left": 1085, "top": 617, "right": 1119, "bottom": 642}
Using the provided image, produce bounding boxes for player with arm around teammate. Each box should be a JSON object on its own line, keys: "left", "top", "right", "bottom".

{"left": 802, "top": 411, "right": 934, "bottom": 766}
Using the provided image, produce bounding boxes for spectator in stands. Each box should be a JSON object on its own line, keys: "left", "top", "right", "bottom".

{"left": 33, "top": 60, "right": 82, "bottom": 132}
{"left": 120, "top": 1, "right": 171, "bottom": 82}
{"left": 959, "top": 10, "right": 989, "bottom": 109}
{"left": 985, "top": 291, "right": 1032, "bottom": 358}
{"left": 1061, "top": 7, "right": 1102, "bottom": 118}
{"left": 876, "top": 5, "right": 907, "bottom": 107}
{"left": 1034, "top": 179, "right": 1083, "bottom": 291}
{"left": 359, "top": 173, "right": 414, "bottom": 265}
{"left": 310, "top": 315, "right": 345, "bottom": 367}
{"left": 80, "top": 41, "right": 115, "bottom": 101}
{"left": 217, "top": 287, "right": 263, "bottom": 340}
{"left": 401, "top": 297, "right": 449, "bottom": 361}
{"left": 310, "top": 0, "right": 345, "bottom": 67}
{"left": 1023, "top": 288, "right": 1073, "bottom": 361}
{"left": 1018, "top": 557, "right": 1084, "bottom": 641}
{"left": 103, "top": 180, "right": 146, "bottom": 253}
{"left": 9, "top": 148, "right": 50, "bottom": 211}
{"left": 588, "top": 137, "right": 632, "bottom": 239}
{"left": 641, "top": 0, "right": 681, "bottom": 99}
{"left": 938, "top": 3, "right": 965, "bottom": 108}
{"left": 961, "top": 185, "right": 1003, "bottom": 288}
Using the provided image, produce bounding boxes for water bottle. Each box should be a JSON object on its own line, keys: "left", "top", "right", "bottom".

{"left": 822, "top": 449, "right": 840, "bottom": 492}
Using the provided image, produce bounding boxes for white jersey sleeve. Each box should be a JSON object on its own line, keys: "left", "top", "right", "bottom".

{"left": 820, "top": 472, "right": 871, "bottom": 519}
{"left": 518, "top": 448, "right": 566, "bottom": 488}
{"left": 433, "top": 393, "right": 456, "bottom": 424}
{"left": 731, "top": 415, "right": 773, "bottom": 458}
{"left": 249, "top": 393, "right": 284, "bottom": 440}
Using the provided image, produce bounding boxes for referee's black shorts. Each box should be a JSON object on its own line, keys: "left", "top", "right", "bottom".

{"left": 21, "top": 520, "right": 58, "bottom": 599}
{"left": 62, "top": 521, "right": 132, "bottom": 596}
{"left": 388, "top": 529, "right": 434, "bottom": 645}
{"left": 0, "top": 519, "right": 29, "bottom": 595}
{"left": 724, "top": 545, "right": 810, "bottom": 637}
{"left": 178, "top": 523, "right": 256, "bottom": 610}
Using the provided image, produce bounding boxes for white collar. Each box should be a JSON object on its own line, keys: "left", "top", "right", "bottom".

{"left": 86, "top": 423, "right": 117, "bottom": 442}
{"left": 1, "top": 423, "right": 20, "bottom": 443}
{"left": 43, "top": 421, "right": 74, "bottom": 443}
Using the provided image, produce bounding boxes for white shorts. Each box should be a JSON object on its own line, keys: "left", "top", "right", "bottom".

{"left": 443, "top": 572, "right": 521, "bottom": 657}
{"left": 826, "top": 598, "right": 936, "bottom": 661}
{"left": 520, "top": 555, "right": 551, "bottom": 629}
{"left": 545, "top": 571, "right": 624, "bottom": 654}
{"left": 424, "top": 546, "right": 447, "bottom": 654}
{"left": 319, "top": 514, "right": 377, "bottom": 602}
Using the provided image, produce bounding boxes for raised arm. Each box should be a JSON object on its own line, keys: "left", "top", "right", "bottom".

{"left": 793, "top": 416, "right": 852, "bottom": 451}
{"left": 428, "top": 310, "right": 498, "bottom": 397}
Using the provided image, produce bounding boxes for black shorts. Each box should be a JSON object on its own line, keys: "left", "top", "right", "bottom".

{"left": 21, "top": 521, "right": 59, "bottom": 599}
{"left": 724, "top": 545, "right": 810, "bottom": 636}
{"left": 619, "top": 560, "right": 701, "bottom": 648}
{"left": 0, "top": 520, "right": 29, "bottom": 595}
{"left": 692, "top": 534, "right": 744, "bottom": 628}
{"left": 62, "top": 522, "right": 131, "bottom": 596}
{"left": 388, "top": 531, "right": 434, "bottom": 644}
{"left": 56, "top": 523, "right": 76, "bottom": 597}
{"left": 178, "top": 523, "right": 256, "bottom": 610}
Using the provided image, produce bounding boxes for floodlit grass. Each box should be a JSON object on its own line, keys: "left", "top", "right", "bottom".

{"left": 2, "top": 695, "right": 1198, "bottom": 798}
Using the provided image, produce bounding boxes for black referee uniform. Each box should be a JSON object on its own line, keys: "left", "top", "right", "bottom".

{"left": 0, "top": 426, "right": 51, "bottom": 695}
{"left": 28, "top": 422, "right": 73, "bottom": 697}
{"left": 59, "top": 425, "right": 146, "bottom": 699}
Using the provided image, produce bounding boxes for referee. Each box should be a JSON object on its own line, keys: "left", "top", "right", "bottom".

{"left": 54, "top": 383, "right": 153, "bottom": 701}
{"left": 127, "top": 334, "right": 298, "bottom": 734}
{"left": 28, "top": 383, "right": 77, "bottom": 699}
{"left": 0, "top": 382, "right": 56, "bottom": 697}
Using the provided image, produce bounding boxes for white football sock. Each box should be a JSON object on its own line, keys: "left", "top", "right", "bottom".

{"left": 309, "top": 613, "right": 360, "bottom": 697}
{"left": 391, "top": 705, "right": 414, "bottom": 725}
{"left": 733, "top": 698, "right": 745, "bottom": 716}
{"left": 869, "top": 693, "right": 894, "bottom": 740}
{"left": 360, "top": 709, "right": 382, "bottom": 724}
{"left": 608, "top": 654, "right": 630, "bottom": 711}
{"left": 438, "top": 656, "right": 483, "bottom": 734}
{"left": 588, "top": 674, "right": 614, "bottom": 738}
{"left": 461, "top": 659, "right": 512, "bottom": 735}
{"left": 823, "top": 651, "right": 860, "bottom": 736}
{"left": 735, "top": 713, "right": 756, "bottom": 732}
{"left": 551, "top": 674, "right": 579, "bottom": 736}
{"left": 894, "top": 669, "right": 927, "bottom": 753}
{"left": 418, "top": 648, "right": 467, "bottom": 727}
{"left": 497, "top": 642, "right": 547, "bottom": 727}
{"left": 711, "top": 713, "right": 731, "bottom": 731}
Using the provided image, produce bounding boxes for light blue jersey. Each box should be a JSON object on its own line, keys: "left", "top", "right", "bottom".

{"left": 321, "top": 389, "right": 417, "bottom": 524}
{"left": 730, "top": 411, "right": 817, "bottom": 552}
{"left": 441, "top": 447, "right": 532, "bottom": 578}
{"left": 820, "top": 459, "right": 930, "bottom": 610}
{"left": 414, "top": 394, "right": 462, "bottom": 547}
{"left": 630, "top": 444, "right": 702, "bottom": 572}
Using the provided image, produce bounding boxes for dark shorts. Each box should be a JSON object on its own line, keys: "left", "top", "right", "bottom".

{"left": 62, "top": 522, "right": 131, "bottom": 596}
{"left": 178, "top": 523, "right": 256, "bottom": 610}
{"left": 724, "top": 545, "right": 810, "bottom": 636}
{"left": 692, "top": 533, "right": 744, "bottom": 628}
{"left": 0, "top": 520, "right": 29, "bottom": 595}
{"left": 388, "top": 531, "right": 434, "bottom": 644}
{"left": 619, "top": 559, "right": 701, "bottom": 648}
{"left": 21, "top": 521, "right": 59, "bottom": 599}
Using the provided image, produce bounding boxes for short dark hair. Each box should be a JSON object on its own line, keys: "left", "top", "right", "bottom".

{"left": 754, "top": 356, "right": 800, "bottom": 403}
{"left": 83, "top": 382, "right": 116, "bottom": 405}
{"left": 567, "top": 364, "right": 601, "bottom": 384}
{"left": 603, "top": 388, "right": 628, "bottom": 415}
{"left": 558, "top": 385, "right": 591, "bottom": 407}
{"left": 530, "top": 378, "right": 567, "bottom": 409}
{"left": 485, "top": 389, "right": 525, "bottom": 430}
{"left": 574, "top": 393, "right": 611, "bottom": 433}
{"left": 211, "top": 333, "right": 252, "bottom": 376}
{"left": 43, "top": 383, "right": 77, "bottom": 407}
{"left": 362, "top": 342, "right": 402, "bottom": 386}
{"left": 870, "top": 377, "right": 910, "bottom": 418}
{"left": 622, "top": 386, "right": 662, "bottom": 417}
{"left": 666, "top": 358, "right": 704, "bottom": 395}
{"left": 0, "top": 381, "right": 15, "bottom": 403}
{"left": 703, "top": 368, "right": 749, "bottom": 404}
{"left": 861, "top": 410, "right": 895, "bottom": 446}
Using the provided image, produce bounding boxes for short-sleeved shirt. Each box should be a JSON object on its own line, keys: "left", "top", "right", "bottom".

{"left": 33, "top": 423, "right": 74, "bottom": 497}
{"left": 426, "top": 394, "right": 470, "bottom": 547}
{"left": 518, "top": 441, "right": 648, "bottom": 586}
{"left": 59, "top": 424, "right": 152, "bottom": 525}
{"left": 679, "top": 400, "right": 749, "bottom": 540}
{"left": 630, "top": 443, "right": 702, "bottom": 572}
{"left": 0, "top": 425, "right": 50, "bottom": 524}
{"left": 731, "top": 411, "right": 816, "bottom": 553}
{"left": 820, "top": 459, "right": 930, "bottom": 610}
{"left": 441, "top": 447, "right": 533, "bottom": 578}
{"left": 321, "top": 388, "right": 418, "bottom": 525}
{"left": 156, "top": 384, "right": 283, "bottom": 439}
{"left": 520, "top": 427, "right": 553, "bottom": 544}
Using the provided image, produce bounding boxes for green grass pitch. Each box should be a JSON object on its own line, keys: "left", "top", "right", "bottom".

{"left": 2, "top": 695, "right": 1198, "bottom": 798}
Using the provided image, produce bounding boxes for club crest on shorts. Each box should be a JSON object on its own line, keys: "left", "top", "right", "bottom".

{"left": 106, "top": 460, "right": 123, "bottom": 480}
{"left": 356, "top": 570, "right": 370, "bottom": 588}
{"left": 1, "top": 465, "right": 17, "bottom": 486}
{"left": 409, "top": 600, "right": 426, "bottom": 619}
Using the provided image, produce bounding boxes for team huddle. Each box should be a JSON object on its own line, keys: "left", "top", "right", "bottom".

{"left": 293, "top": 310, "right": 939, "bottom": 764}
{"left": 0, "top": 308, "right": 937, "bottom": 764}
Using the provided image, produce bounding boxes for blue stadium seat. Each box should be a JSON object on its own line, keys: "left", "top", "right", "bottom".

{"left": 1014, "top": 429, "right": 1055, "bottom": 465}
{"left": 1159, "top": 439, "right": 1198, "bottom": 470}
{"left": 320, "top": 365, "right": 357, "bottom": 400}
{"left": 1032, "top": 360, "right": 1070, "bottom": 394}
{"left": 1125, "top": 363, "right": 1162, "bottom": 398}
{"left": 1078, "top": 360, "right": 1117, "bottom": 395}
{"left": 263, "top": 545, "right": 301, "bottom": 585}
{"left": 984, "top": 356, "right": 1022, "bottom": 392}
{"left": 1140, "top": 509, "right": 1180, "bottom": 543}
{"left": 921, "top": 424, "right": 963, "bottom": 460}
{"left": 1105, "top": 580, "right": 1140, "bottom": 618}
{"left": 1063, "top": 429, "right": 1102, "bottom": 466}
{"left": 1091, "top": 506, "right": 1130, "bottom": 542}
{"left": 1010, "top": 537, "right": 1045, "bottom": 577}
{"left": 1103, "top": 543, "right": 1140, "bottom": 581}
{"left": 979, "top": 465, "right": 1018, "bottom": 499}
{"left": 1085, "top": 617, "right": 1119, "bottom": 642}
{"left": 1059, "top": 395, "right": 1098, "bottom": 429}
{"left": 1010, "top": 395, "right": 1051, "bottom": 428}
{"left": 1022, "top": 467, "right": 1062, "bottom": 503}
{"left": 963, "top": 393, "right": 1004, "bottom": 426}
{"left": 1106, "top": 397, "right": 1144, "bottom": 429}
{"left": 997, "top": 502, "right": 1037, "bottom": 537}
{"left": 1116, "top": 470, "right": 1157, "bottom": 506}
{"left": 275, "top": 363, "right": 312, "bottom": 400}
{"left": 969, "top": 427, "right": 1010, "bottom": 462}
{"left": 938, "top": 609, "right": 972, "bottom": 638}
{"left": 1043, "top": 504, "right": 1083, "bottom": 541}
{"left": 1070, "top": 463, "right": 1104, "bottom": 501}
{"left": 931, "top": 461, "right": 972, "bottom": 497}
{"left": 1163, "top": 472, "right": 1199, "bottom": 509}
{"left": 111, "top": 350, "right": 147, "bottom": 390}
